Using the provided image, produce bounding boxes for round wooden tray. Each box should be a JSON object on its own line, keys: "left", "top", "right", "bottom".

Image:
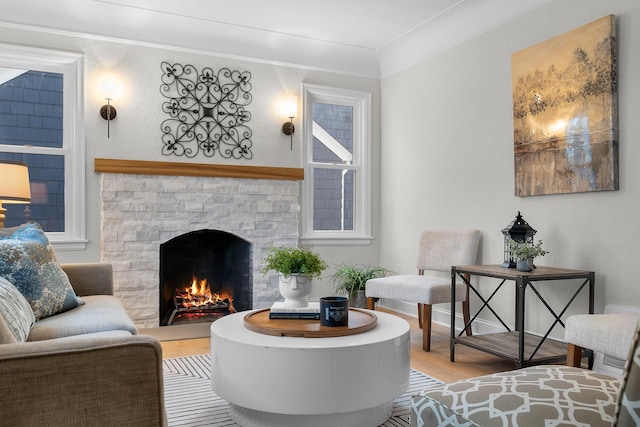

{"left": 244, "top": 308, "right": 377, "bottom": 338}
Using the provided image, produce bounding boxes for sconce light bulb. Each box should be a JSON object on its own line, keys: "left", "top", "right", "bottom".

{"left": 99, "top": 73, "right": 121, "bottom": 100}
{"left": 281, "top": 96, "right": 298, "bottom": 119}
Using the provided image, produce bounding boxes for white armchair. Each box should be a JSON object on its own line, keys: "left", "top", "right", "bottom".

{"left": 365, "top": 229, "right": 480, "bottom": 351}
{"left": 566, "top": 312, "right": 640, "bottom": 371}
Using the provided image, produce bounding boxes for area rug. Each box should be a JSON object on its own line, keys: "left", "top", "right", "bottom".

{"left": 163, "top": 354, "right": 441, "bottom": 427}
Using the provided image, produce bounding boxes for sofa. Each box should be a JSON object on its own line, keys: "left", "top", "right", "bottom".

{"left": 0, "top": 223, "right": 166, "bottom": 426}
{"left": 410, "top": 313, "right": 640, "bottom": 426}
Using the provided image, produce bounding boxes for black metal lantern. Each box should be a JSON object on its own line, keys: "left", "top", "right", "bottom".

{"left": 501, "top": 211, "right": 536, "bottom": 268}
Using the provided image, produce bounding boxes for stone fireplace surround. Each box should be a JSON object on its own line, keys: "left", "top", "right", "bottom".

{"left": 96, "top": 159, "right": 303, "bottom": 328}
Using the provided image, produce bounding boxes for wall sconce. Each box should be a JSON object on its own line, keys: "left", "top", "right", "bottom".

{"left": 281, "top": 96, "right": 297, "bottom": 150}
{"left": 0, "top": 160, "right": 31, "bottom": 229}
{"left": 98, "top": 73, "right": 120, "bottom": 139}
{"left": 100, "top": 99, "right": 117, "bottom": 138}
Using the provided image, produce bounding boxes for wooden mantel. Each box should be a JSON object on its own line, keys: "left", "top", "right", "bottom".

{"left": 94, "top": 158, "right": 304, "bottom": 181}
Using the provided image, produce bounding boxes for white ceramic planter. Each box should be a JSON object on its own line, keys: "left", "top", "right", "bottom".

{"left": 278, "top": 273, "right": 312, "bottom": 307}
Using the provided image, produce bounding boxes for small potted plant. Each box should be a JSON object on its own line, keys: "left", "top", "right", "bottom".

{"left": 262, "top": 246, "right": 328, "bottom": 307}
{"left": 508, "top": 239, "right": 549, "bottom": 272}
{"left": 330, "top": 264, "right": 389, "bottom": 308}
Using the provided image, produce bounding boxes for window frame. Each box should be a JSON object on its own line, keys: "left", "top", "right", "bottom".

{"left": 300, "top": 83, "right": 372, "bottom": 245}
{"left": 0, "top": 43, "right": 86, "bottom": 250}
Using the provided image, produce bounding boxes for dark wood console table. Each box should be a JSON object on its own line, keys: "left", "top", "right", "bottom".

{"left": 450, "top": 265, "right": 594, "bottom": 368}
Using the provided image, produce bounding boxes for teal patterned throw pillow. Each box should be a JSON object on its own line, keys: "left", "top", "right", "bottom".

{"left": 0, "top": 222, "right": 83, "bottom": 320}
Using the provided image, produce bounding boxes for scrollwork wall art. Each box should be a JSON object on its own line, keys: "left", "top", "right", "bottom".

{"left": 160, "top": 62, "right": 253, "bottom": 159}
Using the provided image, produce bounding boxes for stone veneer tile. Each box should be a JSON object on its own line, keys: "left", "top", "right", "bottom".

{"left": 100, "top": 173, "right": 299, "bottom": 327}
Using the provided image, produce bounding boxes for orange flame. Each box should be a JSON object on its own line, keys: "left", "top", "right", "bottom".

{"left": 177, "top": 277, "right": 224, "bottom": 307}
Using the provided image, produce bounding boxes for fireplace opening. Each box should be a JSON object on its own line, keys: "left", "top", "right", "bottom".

{"left": 159, "top": 229, "right": 252, "bottom": 326}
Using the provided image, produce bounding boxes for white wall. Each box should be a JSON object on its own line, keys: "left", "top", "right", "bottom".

{"left": 0, "top": 26, "right": 382, "bottom": 296}
{"left": 380, "top": 0, "right": 640, "bottom": 333}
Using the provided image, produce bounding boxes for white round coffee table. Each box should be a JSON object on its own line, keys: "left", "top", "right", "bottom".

{"left": 210, "top": 309, "right": 410, "bottom": 427}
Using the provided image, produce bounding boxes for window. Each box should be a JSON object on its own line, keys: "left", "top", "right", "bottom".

{"left": 301, "top": 84, "right": 372, "bottom": 245}
{"left": 0, "top": 44, "right": 85, "bottom": 249}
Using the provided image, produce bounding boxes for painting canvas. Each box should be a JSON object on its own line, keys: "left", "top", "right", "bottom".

{"left": 511, "top": 15, "right": 618, "bottom": 196}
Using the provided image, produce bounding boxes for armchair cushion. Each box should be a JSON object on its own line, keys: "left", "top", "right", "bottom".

{"left": 0, "top": 276, "right": 35, "bottom": 343}
{"left": 0, "top": 222, "right": 83, "bottom": 320}
{"left": 410, "top": 366, "right": 620, "bottom": 426}
{"left": 365, "top": 274, "right": 467, "bottom": 304}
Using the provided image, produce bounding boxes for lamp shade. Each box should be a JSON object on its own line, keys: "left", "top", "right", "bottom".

{"left": 280, "top": 96, "right": 298, "bottom": 119}
{"left": 0, "top": 161, "right": 31, "bottom": 203}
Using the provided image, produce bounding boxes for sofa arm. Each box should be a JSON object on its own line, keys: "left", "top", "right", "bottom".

{"left": 0, "top": 331, "right": 166, "bottom": 427}
{"left": 61, "top": 262, "right": 113, "bottom": 296}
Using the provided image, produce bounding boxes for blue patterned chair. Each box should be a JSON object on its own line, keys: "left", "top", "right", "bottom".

{"left": 410, "top": 314, "right": 640, "bottom": 426}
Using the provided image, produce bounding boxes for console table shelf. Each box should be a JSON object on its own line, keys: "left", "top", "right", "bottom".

{"left": 450, "top": 265, "right": 594, "bottom": 368}
{"left": 455, "top": 332, "right": 567, "bottom": 365}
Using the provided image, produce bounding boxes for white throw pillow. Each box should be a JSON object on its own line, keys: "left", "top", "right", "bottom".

{"left": 0, "top": 276, "right": 36, "bottom": 343}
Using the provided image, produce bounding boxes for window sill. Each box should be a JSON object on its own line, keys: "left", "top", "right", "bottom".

{"left": 50, "top": 239, "right": 88, "bottom": 251}
{"left": 300, "top": 236, "right": 373, "bottom": 246}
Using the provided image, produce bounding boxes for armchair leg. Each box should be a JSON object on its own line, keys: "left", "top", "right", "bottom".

{"left": 567, "top": 343, "right": 583, "bottom": 367}
{"left": 366, "top": 297, "right": 375, "bottom": 310}
{"left": 422, "top": 304, "right": 432, "bottom": 352}
{"left": 417, "top": 303, "right": 423, "bottom": 329}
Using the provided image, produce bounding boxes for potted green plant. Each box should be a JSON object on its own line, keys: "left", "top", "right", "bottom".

{"left": 262, "top": 246, "right": 328, "bottom": 307}
{"left": 508, "top": 239, "right": 549, "bottom": 272}
{"left": 330, "top": 264, "right": 389, "bottom": 308}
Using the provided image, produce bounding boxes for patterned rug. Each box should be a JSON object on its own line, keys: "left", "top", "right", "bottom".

{"left": 163, "top": 354, "right": 441, "bottom": 427}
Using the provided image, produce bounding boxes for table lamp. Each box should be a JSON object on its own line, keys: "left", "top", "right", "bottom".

{"left": 0, "top": 160, "right": 31, "bottom": 228}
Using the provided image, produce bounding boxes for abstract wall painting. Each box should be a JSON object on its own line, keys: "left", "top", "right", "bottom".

{"left": 511, "top": 15, "right": 618, "bottom": 196}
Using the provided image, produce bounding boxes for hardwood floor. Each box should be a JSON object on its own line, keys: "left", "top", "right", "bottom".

{"left": 160, "top": 308, "right": 518, "bottom": 383}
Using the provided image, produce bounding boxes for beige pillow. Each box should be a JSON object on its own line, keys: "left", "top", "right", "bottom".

{"left": 0, "top": 276, "right": 35, "bottom": 343}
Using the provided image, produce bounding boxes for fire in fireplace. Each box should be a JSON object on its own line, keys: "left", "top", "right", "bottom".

{"left": 159, "top": 229, "right": 252, "bottom": 326}
{"left": 167, "top": 276, "right": 235, "bottom": 325}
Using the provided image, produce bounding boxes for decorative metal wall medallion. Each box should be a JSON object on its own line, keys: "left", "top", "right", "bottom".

{"left": 160, "top": 62, "right": 253, "bottom": 159}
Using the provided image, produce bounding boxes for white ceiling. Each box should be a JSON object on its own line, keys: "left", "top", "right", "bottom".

{"left": 0, "top": 0, "right": 552, "bottom": 77}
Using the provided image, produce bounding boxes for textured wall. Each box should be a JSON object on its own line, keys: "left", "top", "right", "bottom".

{"left": 380, "top": 0, "right": 640, "bottom": 332}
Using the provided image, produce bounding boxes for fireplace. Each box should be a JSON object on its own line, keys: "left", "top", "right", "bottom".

{"left": 99, "top": 169, "right": 299, "bottom": 327}
{"left": 159, "top": 229, "right": 252, "bottom": 326}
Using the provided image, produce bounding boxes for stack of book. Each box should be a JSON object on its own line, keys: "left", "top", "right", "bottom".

{"left": 269, "top": 301, "right": 320, "bottom": 319}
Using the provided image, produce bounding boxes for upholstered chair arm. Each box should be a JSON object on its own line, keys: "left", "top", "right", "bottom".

{"left": 0, "top": 331, "right": 166, "bottom": 426}
{"left": 565, "top": 313, "right": 640, "bottom": 366}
